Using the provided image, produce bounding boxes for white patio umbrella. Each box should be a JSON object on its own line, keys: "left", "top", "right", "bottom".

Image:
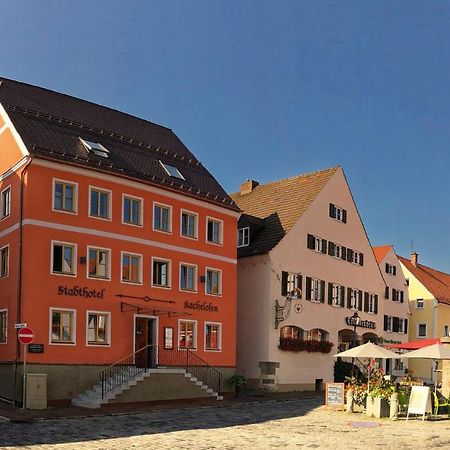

{"left": 334, "top": 342, "right": 399, "bottom": 392}
{"left": 402, "top": 343, "right": 450, "bottom": 392}
{"left": 334, "top": 342, "right": 399, "bottom": 360}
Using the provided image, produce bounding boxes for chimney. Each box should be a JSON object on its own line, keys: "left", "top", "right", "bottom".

{"left": 240, "top": 179, "right": 259, "bottom": 196}
{"left": 411, "top": 252, "right": 419, "bottom": 266}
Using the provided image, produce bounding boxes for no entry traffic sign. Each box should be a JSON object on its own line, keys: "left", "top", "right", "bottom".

{"left": 18, "top": 327, "right": 34, "bottom": 345}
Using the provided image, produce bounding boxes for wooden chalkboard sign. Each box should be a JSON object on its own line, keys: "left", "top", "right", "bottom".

{"left": 325, "top": 382, "right": 345, "bottom": 410}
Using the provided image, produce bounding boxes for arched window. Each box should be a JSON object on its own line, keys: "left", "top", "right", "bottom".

{"left": 308, "top": 328, "right": 329, "bottom": 342}
{"left": 280, "top": 326, "right": 304, "bottom": 340}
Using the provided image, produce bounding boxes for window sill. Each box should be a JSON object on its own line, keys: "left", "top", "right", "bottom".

{"left": 153, "top": 228, "right": 172, "bottom": 234}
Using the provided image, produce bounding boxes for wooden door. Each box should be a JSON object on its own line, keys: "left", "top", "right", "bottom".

{"left": 135, "top": 317, "right": 155, "bottom": 368}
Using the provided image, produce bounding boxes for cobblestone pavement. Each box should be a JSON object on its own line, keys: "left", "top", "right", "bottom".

{"left": 1, "top": 397, "right": 450, "bottom": 449}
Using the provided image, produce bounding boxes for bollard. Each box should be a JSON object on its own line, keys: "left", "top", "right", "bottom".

{"left": 390, "top": 392, "right": 399, "bottom": 420}
{"left": 346, "top": 388, "right": 354, "bottom": 413}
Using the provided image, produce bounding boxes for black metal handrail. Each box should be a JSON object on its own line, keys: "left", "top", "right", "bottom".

{"left": 101, "top": 345, "right": 222, "bottom": 399}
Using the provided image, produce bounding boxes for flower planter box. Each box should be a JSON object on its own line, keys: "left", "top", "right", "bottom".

{"left": 366, "top": 396, "right": 390, "bottom": 418}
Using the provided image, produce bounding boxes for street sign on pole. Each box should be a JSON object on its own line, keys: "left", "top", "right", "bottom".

{"left": 18, "top": 327, "right": 34, "bottom": 345}
{"left": 18, "top": 326, "right": 34, "bottom": 409}
{"left": 14, "top": 323, "right": 27, "bottom": 329}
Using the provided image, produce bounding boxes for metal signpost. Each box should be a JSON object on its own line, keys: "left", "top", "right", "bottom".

{"left": 17, "top": 326, "right": 34, "bottom": 409}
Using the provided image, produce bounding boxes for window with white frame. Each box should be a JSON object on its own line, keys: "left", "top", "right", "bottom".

{"left": 386, "top": 316, "right": 393, "bottom": 332}
{"left": 53, "top": 180, "right": 77, "bottom": 213}
{"left": 352, "top": 251, "right": 363, "bottom": 265}
{"left": 0, "top": 245, "right": 8, "bottom": 278}
{"left": 180, "top": 263, "right": 196, "bottom": 291}
{"left": 89, "top": 187, "right": 111, "bottom": 219}
{"left": 181, "top": 210, "right": 197, "bottom": 239}
{"left": 306, "top": 234, "right": 326, "bottom": 253}
{"left": 237, "top": 227, "right": 250, "bottom": 247}
{"left": 392, "top": 289, "right": 404, "bottom": 302}
{"left": 205, "top": 323, "right": 221, "bottom": 351}
{"left": 329, "top": 203, "right": 347, "bottom": 223}
{"left": 0, "top": 310, "right": 7, "bottom": 343}
{"left": 152, "top": 259, "right": 170, "bottom": 288}
{"left": 52, "top": 242, "right": 76, "bottom": 276}
{"left": 87, "top": 312, "right": 110, "bottom": 345}
{"left": 179, "top": 320, "right": 196, "bottom": 349}
{"left": 121, "top": 252, "right": 142, "bottom": 284}
{"left": 123, "top": 195, "right": 142, "bottom": 226}
{"left": 349, "top": 288, "right": 361, "bottom": 310}
{"left": 88, "top": 247, "right": 110, "bottom": 279}
{"left": 308, "top": 328, "right": 329, "bottom": 342}
{"left": 331, "top": 283, "right": 344, "bottom": 307}
{"left": 153, "top": 203, "right": 171, "bottom": 232}
{"left": 280, "top": 325, "right": 305, "bottom": 340}
{"left": 417, "top": 323, "right": 427, "bottom": 338}
{"left": 416, "top": 299, "right": 424, "bottom": 309}
{"left": 207, "top": 218, "right": 222, "bottom": 245}
{"left": 332, "top": 244, "right": 344, "bottom": 259}
{"left": 367, "top": 293, "right": 377, "bottom": 314}
{"left": 51, "top": 309, "right": 75, "bottom": 343}
{"left": 307, "top": 277, "right": 325, "bottom": 302}
{"left": 398, "top": 318, "right": 407, "bottom": 334}
{"left": 385, "top": 263, "right": 397, "bottom": 275}
{"left": 206, "top": 268, "right": 221, "bottom": 295}
{"left": 1, "top": 186, "right": 11, "bottom": 219}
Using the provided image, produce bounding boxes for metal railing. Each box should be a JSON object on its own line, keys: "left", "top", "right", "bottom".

{"left": 101, "top": 345, "right": 222, "bottom": 399}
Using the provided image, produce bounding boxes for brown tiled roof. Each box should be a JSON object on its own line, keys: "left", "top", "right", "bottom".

{"left": 398, "top": 255, "right": 450, "bottom": 305}
{"left": 230, "top": 167, "right": 339, "bottom": 256}
{"left": 0, "top": 77, "right": 238, "bottom": 211}
{"left": 372, "top": 245, "right": 392, "bottom": 264}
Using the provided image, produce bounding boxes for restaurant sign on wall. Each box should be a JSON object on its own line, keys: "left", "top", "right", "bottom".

{"left": 345, "top": 316, "right": 376, "bottom": 329}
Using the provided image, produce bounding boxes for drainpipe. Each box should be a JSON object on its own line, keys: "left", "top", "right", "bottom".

{"left": 12, "top": 156, "right": 32, "bottom": 407}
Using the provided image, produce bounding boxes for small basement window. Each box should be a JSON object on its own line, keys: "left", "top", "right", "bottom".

{"left": 80, "top": 138, "right": 110, "bottom": 158}
{"left": 160, "top": 161, "right": 185, "bottom": 180}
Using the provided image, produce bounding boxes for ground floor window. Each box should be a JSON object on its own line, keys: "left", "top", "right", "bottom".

{"left": 87, "top": 311, "right": 110, "bottom": 345}
{"left": 308, "top": 328, "right": 329, "bottom": 342}
{"left": 280, "top": 325, "right": 304, "bottom": 340}
{"left": 51, "top": 309, "right": 75, "bottom": 344}
{"left": 0, "top": 309, "right": 7, "bottom": 343}
{"left": 205, "top": 322, "right": 221, "bottom": 351}
{"left": 179, "top": 320, "right": 196, "bottom": 349}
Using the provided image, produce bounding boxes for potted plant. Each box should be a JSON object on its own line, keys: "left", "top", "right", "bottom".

{"left": 229, "top": 374, "right": 248, "bottom": 396}
{"left": 366, "top": 368, "right": 394, "bottom": 418}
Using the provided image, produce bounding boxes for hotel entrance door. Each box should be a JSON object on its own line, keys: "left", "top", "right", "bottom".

{"left": 134, "top": 317, "right": 157, "bottom": 369}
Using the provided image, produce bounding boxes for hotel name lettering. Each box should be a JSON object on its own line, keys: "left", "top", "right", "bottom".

{"left": 345, "top": 316, "right": 376, "bottom": 329}
{"left": 184, "top": 301, "right": 218, "bottom": 312}
{"left": 57, "top": 285, "right": 106, "bottom": 299}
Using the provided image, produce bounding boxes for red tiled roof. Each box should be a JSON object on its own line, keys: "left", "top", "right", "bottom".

{"left": 230, "top": 167, "right": 338, "bottom": 256}
{"left": 372, "top": 245, "right": 392, "bottom": 264}
{"left": 398, "top": 255, "right": 450, "bottom": 305}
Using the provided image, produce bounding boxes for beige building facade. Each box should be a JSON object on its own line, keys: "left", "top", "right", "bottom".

{"left": 232, "top": 167, "right": 387, "bottom": 391}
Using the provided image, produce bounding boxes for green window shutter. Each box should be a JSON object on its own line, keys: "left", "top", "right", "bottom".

{"left": 329, "top": 203, "right": 335, "bottom": 218}
{"left": 384, "top": 315, "right": 388, "bottom": 331}
{"left": 320, "top": 280, "right": 326, "bottom": 303}
{"left": 341, "top": 247, "right": 347, "bottom": 261}
{"left": 342, "top": 209, "right": 347, "bottom": 223}
{"left": 400, "top": 290, "right": 404, "bottom": 303}
{"left": 328, "top": 242, "right": 335, "bottom": 256}
{"left": 385, "top": 286, "right": 389, "bottom": 299}
{"left": 307, "top": 234, "right": 315, "bottom": 250}
{"left": 281, "top": 271, "right": 288, "bottom": 296}
{"left": 359, "top": 253, "right": 364, "bottom": 266}
{"left": 364, "top": 292, "right": 369, "bottom": 312}
{"left": 393, "top": 317, "right": 400, "bottom": 333}
{"left": 305, "top": 277, "right": 312, "bottom": 301}
{"left": 374, "top": 295, "right": 378, "bottom": 314}
{"left": 347, "top": 249, "right": 353, "bottom": 262}
{"left": 321, "top": 239, "right": 327, "bottom": 254}
{"left": 328, "top": 283, "right": 333, "bottom": 305}
{"left": 340, "top": 286, "right": 345, "bottom": 307}
{"left": 347, "top": 287, "right": 352, "bottom": 309}
{"left": 358, "top": 290, "right": 363, "bottom": 311}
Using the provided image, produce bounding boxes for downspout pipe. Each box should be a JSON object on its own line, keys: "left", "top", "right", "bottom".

{"left": 12, "top": 156, "right": 32, "bottom": 407}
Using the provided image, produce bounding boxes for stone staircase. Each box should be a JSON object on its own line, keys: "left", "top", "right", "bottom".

{"left": 72, "top": 367, "right": 223, "bottom": 409}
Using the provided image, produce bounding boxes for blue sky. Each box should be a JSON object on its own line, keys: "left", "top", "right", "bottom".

{"left": 1, "top": 0, "right": 449, "bottom": 271}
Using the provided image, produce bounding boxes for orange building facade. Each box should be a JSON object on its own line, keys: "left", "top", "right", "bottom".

{"left": 0, "top": 78, "right": 238, "bottom": 404}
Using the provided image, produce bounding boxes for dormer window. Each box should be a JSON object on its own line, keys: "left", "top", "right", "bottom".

{"left": 160, "top": 161, "right": 185, "bottom": 180}
{"left": 80, "top": 138, "right": 110, "bottom": 158}
{"left": 237, "top": 227, "right": 250, "bottom": 247}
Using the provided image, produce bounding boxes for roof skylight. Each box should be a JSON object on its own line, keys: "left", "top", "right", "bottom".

{"left": 160, "top": 161, "right": 185, "bottom": 180}
{"left": 80, "top": 137, "right": 110, "bottom": 158}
